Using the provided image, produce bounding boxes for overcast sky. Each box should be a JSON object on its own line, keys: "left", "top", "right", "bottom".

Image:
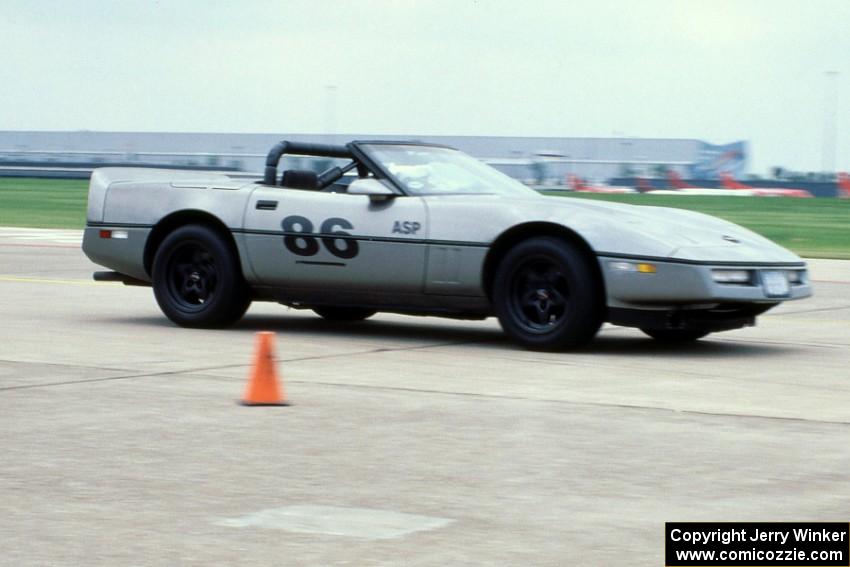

{"left": 1, "top": 0, "right": 848, "bottom": 173}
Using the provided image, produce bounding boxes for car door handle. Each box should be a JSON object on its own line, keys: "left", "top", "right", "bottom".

{"left": 256, "top": 200, "right": 278, "bottom": 211}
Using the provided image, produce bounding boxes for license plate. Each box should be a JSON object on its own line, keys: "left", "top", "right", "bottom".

{"left": 762, "top": 270, "right": 790, "bottom": 297}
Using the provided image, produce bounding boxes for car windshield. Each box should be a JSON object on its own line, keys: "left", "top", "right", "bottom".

{"left": 362, "top": 144, "right": 538, "bottom": 197}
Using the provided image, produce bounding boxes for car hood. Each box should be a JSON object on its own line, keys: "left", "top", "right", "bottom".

{"left": 449, "top": 194, "right": 803, "bottom": 264}
{"left": 544, "top": 197, "right": 803, "bottom": 263}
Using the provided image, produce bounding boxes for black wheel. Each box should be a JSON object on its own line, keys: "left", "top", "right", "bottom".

{"left": 641, "top": 328, "right": 710, "bottom": 343}
{"left": 493, "top": 237, "right": 603, "bottom": 351}
{"left": 312, "top": 306, "right": 376, "bottom": 322}
{"left": 152, "top": 224, "right": 250, "bottom": 328}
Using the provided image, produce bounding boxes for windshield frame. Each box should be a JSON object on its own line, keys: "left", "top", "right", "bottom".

{"left": 351, "top": 141, "right": 539, "bottom": 198}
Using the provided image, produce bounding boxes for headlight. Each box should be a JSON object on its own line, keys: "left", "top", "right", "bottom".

{"left": 711, "top": 269, "right": 752, "bottom": 284}
{"left": 608, "top": 261, "right": 656, "bottom": 274}
{"left": 786, "top": 270, "right": 806, "bottom": 284}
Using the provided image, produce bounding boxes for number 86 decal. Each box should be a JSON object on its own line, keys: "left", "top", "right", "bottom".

{"left": 281, "top": 216, "right": 359, "bottom": 259}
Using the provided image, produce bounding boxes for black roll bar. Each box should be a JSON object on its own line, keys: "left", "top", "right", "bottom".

{"left": 263, "top": 141, "right": 353, "bottom": 185}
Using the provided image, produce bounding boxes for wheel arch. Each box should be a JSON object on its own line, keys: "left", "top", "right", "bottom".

{"left": 482, "top": 222, "right": 605, "bottom": 301}
{"left": 144, "top": 210, "right": 241, "bottom": 277}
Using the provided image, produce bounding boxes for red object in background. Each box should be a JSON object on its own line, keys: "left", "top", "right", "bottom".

{"left": 567, "top": 174, "right": 635, "bottom": 194}
{"left": 719, "top": 172, "right": 752, "bottom": 190}
{"left": 635, "top": 177, "right": 653, "bottom": 193}
{"left": 837, "top": 172, "right": 850, "bottom": 198}
{"left": 567, "top": 174, "right": 586, "bottom": 191}
{"left": 719, "top": 172, "right": 813, "bottom": 198}
{"left": 667, "top": 171, "right": 699, "bottom": 190}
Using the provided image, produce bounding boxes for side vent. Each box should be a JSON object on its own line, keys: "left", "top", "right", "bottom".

{"left": 256, "top": 200, "right": 278, "bottom": 211}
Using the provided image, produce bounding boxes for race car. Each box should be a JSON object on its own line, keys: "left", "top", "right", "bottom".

{"left": 567, "top": 174, "right": 636, "bottom": 194}
{"left": 82, "top": 140, "right": 811, "bottom": 350}
{"left": 719, "top": 172, "right": 813, "bottom": 198}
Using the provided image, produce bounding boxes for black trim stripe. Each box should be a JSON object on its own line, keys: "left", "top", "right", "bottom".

{"left": 87, "top": 221, "right": 153, "bottom": 229}
{"left": 85, "top": 223, "right": 807, "bottom": 268}
{"left": 233, "top": 227, "right": 491, "bottom": 248}
{"left": 296, "top": 260, "right": 346, "bottom": 267}
{"left": 598, "top": 252, "right": 806, "bottom": 268}
{"left": 85, "top": 222, "right": 489, "bottom": 247}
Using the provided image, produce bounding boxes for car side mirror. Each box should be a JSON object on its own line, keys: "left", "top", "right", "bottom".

{"left": 348, "top": 178, "right": 396, "bottom": 201}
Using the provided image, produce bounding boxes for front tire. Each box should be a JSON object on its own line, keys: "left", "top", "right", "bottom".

{"left": 493, "top": 237, "right": 603, "bottom": 351}
{"left": 152, "top": 224, "right": 250, "bottom": 328}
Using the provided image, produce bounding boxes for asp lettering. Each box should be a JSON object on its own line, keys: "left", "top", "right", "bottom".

{"left": 392, "top": 221, "right": 421, "bottom": 235}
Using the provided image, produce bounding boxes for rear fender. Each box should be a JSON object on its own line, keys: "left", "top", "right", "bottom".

{"left": 143, "top": 211, "right": 254, "bottom": 282}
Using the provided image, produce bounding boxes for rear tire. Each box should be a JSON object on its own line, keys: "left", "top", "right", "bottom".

{"left": 641, "top": 328, "right": 709, "bottom": 342}
{"left": 312, "top": 306, "right": 376, "bottom": 322}
{"left": 152, "top": 224, "right": 250, "bottom": 328}
{"left": 493, "top": 237, "right": 603, "bottom": 351}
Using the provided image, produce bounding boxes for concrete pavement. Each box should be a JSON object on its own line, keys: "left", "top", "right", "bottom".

{"left": 1, "top": 228, "right": 849, "bottom": 566}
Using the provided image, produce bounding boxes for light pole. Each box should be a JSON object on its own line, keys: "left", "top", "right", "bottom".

{"left": 822, "top": 71, "right": 839, "bottom": 173}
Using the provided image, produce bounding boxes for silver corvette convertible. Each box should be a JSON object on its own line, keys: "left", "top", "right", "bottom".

{"left": 82, "top": 140, "right": 811, "bottom": 350}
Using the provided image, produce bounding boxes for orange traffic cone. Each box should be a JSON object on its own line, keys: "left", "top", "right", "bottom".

{"left": 240, "top": 332, "right": 289, "bottom": 406}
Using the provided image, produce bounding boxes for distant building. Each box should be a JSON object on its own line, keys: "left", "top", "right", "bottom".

{"left": 0, "top": 131, "right": 747, "bottom": 182}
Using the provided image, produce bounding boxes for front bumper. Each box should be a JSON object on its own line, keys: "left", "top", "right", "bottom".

{"left": 607, "top": 304, "right": 774, "bottom": 333}
{"left": 598, "top": 255, "right": 812, "bottom": 309}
